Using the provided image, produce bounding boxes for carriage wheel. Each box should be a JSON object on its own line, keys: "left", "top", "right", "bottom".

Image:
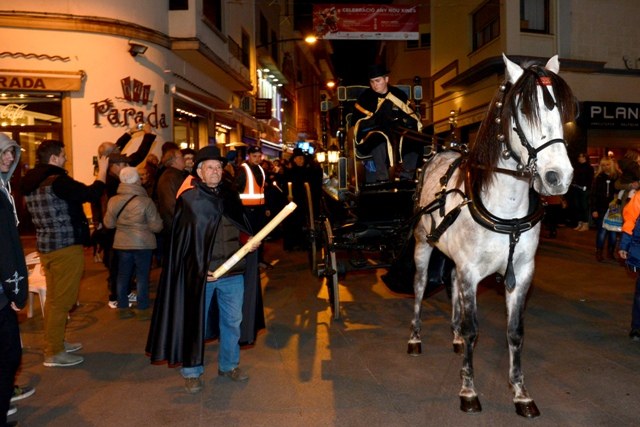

{"left": 318, "top": 217, "right": 340, "bottom": 320}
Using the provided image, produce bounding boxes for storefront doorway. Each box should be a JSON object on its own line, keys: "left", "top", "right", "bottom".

{"left": 1, "top": 91, "right": 62, "bottom": 233}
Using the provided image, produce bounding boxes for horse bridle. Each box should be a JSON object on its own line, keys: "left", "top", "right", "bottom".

{"left": 501, "top": 75, "right": 568, "bottom": 179}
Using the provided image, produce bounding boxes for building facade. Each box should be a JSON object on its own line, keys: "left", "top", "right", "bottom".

{"left": 0, "top": 0, "right": 332, "bottom": 231}
{"left": 429, "top": 0, "right": 640, "bottom": 161}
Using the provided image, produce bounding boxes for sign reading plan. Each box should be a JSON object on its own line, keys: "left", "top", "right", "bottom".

{"left": 313, "top": 4, "right": 418, "bottom": 40}
{"left": 584, "top": 101, "right": 640, "bottom": 129}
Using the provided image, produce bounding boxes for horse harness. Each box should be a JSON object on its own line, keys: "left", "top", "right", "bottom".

{"left": 414, "top": 73, "right": 570, "bottom": 290}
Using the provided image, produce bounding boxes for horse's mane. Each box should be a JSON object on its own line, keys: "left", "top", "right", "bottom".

{"left": 467, "top": 60, "right": 577, "bottom": 190}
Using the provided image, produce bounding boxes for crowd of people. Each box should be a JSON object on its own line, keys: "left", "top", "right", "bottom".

{"left": 539, "top": 149, "right": 640, "bottom": 343}
{"left": 5, "top": 115, "right": 640, "bottom": 423}
{"left": 2, "top": 125, "right": 329, "bottom": 423}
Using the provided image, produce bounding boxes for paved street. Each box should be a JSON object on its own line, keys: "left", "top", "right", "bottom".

{"left": 10, "top": 226, "right": 640, "bottom": 427}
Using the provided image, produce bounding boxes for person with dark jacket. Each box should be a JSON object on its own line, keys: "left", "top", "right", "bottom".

{"left": 234, "top": 145, "right": 272, "bottom": 269}
{"left": 146, "top": 145, "right": 264, "bottom": 394}
{"left": 569, "top": 153, "right": 594, "bottom": 231}
{"left": 616, "top": 149, "right": 640, "bottom": 190}
{"left": 282, "top": 148, "right": 311, "bottom": 251}
{"left": 590, "top": 156, "right": 621, "bottom": 261}
{"left": 21, "top": 140, "right": 108, "bottom": 368}
{"left": 1, "top": 134, "right": 30, "bottom": 425}
{"left": 156, "top": 147, "right": 187, "bottom": 238}
{"left": 352, "top": 64, "right": 422, "bottom": 183}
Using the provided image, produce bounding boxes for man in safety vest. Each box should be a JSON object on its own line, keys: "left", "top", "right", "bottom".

{"left": 234, "top": 145, "right": 272, "bottom": 270}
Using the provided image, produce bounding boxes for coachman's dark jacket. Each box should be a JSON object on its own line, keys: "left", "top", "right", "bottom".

{"left": 145, "top": 176, "right": 265, "bottom": 367}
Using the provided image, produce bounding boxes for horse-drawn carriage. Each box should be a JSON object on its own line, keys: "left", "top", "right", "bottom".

{"left": 303, "top": 54, "right": 577, "bottom": 418}
{"left": 305, "top": 83, "right": 444, "bottom": 320}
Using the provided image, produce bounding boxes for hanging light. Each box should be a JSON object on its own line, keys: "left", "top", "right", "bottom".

{"left": 315, "top": 148, "right": 326, "bottom": 164}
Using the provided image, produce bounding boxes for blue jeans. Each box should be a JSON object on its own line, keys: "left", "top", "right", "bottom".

{"left": 181, "top": 274, "right": 244, "bottom": 378}
{"left": 116, "top": 249, "right": 152, "bottom": 310}
{"left": 595, "top": 217, "right": 618, "bottom": 254}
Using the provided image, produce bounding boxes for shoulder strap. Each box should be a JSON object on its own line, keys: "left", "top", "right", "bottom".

{"left": 116, "top": 195, "right": 137, "bottom": 218}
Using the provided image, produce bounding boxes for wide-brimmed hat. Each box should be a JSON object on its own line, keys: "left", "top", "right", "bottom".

{"left": 367, "top": 64, "right": 389, "bottom": 79}
{"left": 291, "top": 148, "right": 305, "bottom": 159}
{"left": 194, "top": 145, "right": 227, "bottom": 168}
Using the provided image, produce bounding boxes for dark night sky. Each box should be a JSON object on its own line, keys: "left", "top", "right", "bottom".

{"left": 294, "top": 0, "right": 390, "bottom": 85}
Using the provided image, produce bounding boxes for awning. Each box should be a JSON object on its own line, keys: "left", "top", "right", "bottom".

{"left": 172, "top": 86, "right": 231, "bottom": 114}
{"left": 260, "top": 138, "right": 283, "bottom": 151}
{"left": 0, "top": 69, "right": 85, "bottom": 91}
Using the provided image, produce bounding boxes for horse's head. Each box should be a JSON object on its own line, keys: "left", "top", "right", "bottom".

{"left": 502, "top": 54, "right": 576, "bottom": 196}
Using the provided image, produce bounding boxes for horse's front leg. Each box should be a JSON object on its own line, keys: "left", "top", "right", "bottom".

{"left": 506, "top": 276, "right": 540, "bottom": 418}
{"left": 457, "top": 276, "right": 482, "bottom": 413}
{"left": 450, "top": 269, "right": 464, "bottom": 354}
{"left": 408, "top": 238, "right": 433, "bottom": 355}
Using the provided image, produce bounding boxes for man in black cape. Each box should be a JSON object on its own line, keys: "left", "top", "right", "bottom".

{"left": 146, "top": 145, "right": 265, "bottom": 394}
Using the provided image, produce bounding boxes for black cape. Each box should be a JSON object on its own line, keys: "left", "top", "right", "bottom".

{"left": 145, "top": 178, "right": 265, "bottom": 367}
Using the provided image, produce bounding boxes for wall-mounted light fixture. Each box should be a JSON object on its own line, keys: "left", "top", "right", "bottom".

{"left": 128, "top": 41, "right": 148, "bottom": 57}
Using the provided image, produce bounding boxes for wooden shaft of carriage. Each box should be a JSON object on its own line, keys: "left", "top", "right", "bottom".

{"left": 210, "top": 201, "right": 297, "bottom": 280}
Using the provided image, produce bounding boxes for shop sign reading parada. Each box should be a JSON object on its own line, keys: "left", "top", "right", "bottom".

{"left": 91, "top": 76, "right": 169, "bottom": 129}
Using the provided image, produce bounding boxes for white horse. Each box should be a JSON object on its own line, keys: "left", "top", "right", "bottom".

{"left": 409, "top": 54, "right": 577, "bottom": 418}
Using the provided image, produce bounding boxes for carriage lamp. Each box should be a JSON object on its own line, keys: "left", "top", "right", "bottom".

{"left": 315, "top": 148, "right": 326, "bottom": 164}
{"left": 327, "top": 144, "right": 340, "bottom": 164}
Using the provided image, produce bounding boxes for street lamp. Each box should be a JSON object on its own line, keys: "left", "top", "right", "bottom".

{"left": 256, "top": 35, "right": 317, "bottom": 50}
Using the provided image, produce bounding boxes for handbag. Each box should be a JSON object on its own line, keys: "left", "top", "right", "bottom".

{"left": 602, "top": 195, "right": 623, "bottom": 232}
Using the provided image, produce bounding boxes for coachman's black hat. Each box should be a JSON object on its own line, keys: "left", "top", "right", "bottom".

{"left": 367, "top": 64, "right": 389, "bottom": 79}
{"left": 291, "top": 148, "right": 305, "bottom": 159}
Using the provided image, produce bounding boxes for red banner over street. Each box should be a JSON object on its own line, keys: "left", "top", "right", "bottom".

{"left": 313, "top": 4, "right": 418, "bottom": 40}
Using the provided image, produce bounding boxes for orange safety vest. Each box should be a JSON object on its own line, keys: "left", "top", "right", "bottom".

{"left": 239, "top": 163, "right": 265, "bottom": 206}
{"left": 175, "top": 175, "right": 196, "bottom": 199}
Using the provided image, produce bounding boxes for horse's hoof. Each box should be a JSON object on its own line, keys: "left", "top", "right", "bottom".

{"left": 407, "top": 342, "right": 422, "bottom": 355}
{"left": 452, "top": 342, "right": 464, "bottom": 355}
{"left": 459, "top": 396, "right": 482, "bottom": 413}
{"left": 515, "top": 400, "right": 540, "bottom": 418}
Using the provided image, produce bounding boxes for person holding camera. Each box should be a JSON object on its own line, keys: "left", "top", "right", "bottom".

{"left": 95, "top": 124, "right": 156, "bottom": 308}
{"left": 21, "top": 140, "right": 108, "bottom": 367}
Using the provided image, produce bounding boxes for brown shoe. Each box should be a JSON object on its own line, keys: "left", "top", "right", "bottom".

{"left": 218, "top": 367, "right": 249, "bottom": 382}
{"left": 184, "top": 377, "right": 203, "bottom": 394}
